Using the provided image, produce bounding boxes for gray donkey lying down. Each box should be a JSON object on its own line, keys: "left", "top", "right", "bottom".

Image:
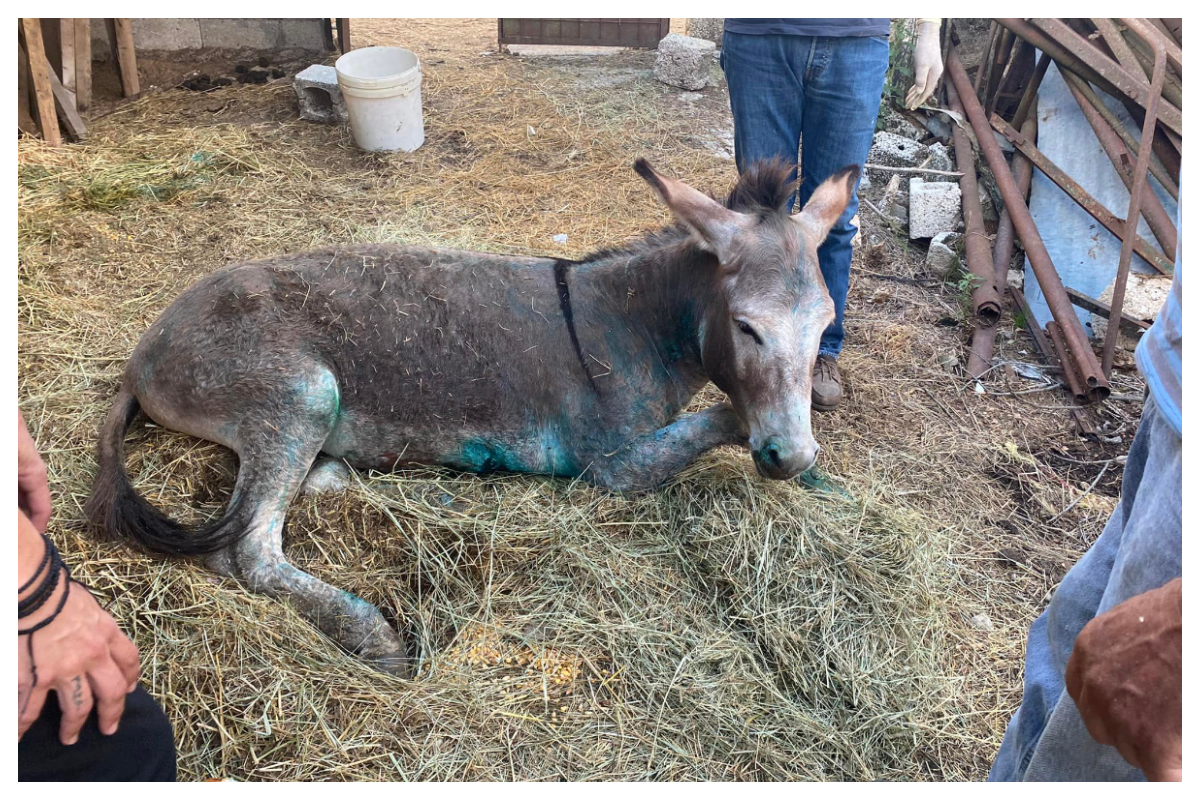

{"left": 88, "top": 159, "right": 858, "bottom": 672}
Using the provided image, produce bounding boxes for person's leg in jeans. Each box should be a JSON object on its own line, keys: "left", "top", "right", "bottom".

{"left": 721, "top": 31, "right": 807, "bottom": 204}
{"left": 19, "top": 684, "right": 177, "bottom": 781}
{"left": 989, "top": 395, "right": 1181, "bottom": 781}
{"left": 794, "top": 35, "right": 889, "bottom": 362}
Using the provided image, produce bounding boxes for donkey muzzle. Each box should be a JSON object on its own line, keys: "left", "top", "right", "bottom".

{"left": 752, "top": 436, "right": 819, "bottom": 480}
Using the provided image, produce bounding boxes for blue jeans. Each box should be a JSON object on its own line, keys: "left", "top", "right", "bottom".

{"left": 989, "top": 395, "right": 1182, "bottom": 781}
{"left": 721, "top": 32, "right": 888, "bottom": 357}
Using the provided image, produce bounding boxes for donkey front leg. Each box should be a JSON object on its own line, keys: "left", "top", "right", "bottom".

{"left": 588, "top": 403, "right": 747, "bottom": 492}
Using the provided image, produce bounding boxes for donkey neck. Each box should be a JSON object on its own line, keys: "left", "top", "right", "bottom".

{"left": 569, "top": 236, "right": 718, "bottom": 396}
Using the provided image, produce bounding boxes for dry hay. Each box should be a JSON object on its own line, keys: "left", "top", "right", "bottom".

{"left": 17, "top": 18, "right": 1142, "bottom": 781}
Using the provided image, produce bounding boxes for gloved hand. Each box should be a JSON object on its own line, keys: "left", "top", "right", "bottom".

{"left": 905, "top": 18, "right": 944, "bottom": 110}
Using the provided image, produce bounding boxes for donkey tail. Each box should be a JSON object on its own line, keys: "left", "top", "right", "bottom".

{"left": 86, "top": 386, "right": 249, "bottom": 556}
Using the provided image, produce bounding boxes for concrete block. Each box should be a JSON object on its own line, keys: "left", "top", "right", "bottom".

{"left": 908, "top": 178, "right": 962, "bottom": 239}
{"left": 687, "top": 18, "right": 724, "bottom": 44}
{"left": 921, "top": 142, "right": 956, "bottom": 182}
{"left": 654, "top": 33, "right": 715, "bottom": 91}
{"left": 294, "top": 64, "right": 346, "bottom": 123}
{"left": 926, "top": 232, "right": 961, "bottom": 273}
{"left": 132, "top": 18, "right": 203, "bottom": 51}
{"left": 199, "top": 18, "right": 282, "bottom": 51}
{"left": 280, "top": 19, "right": 328, "bottom": 51}
{"left": 868, "top": 131, "right": 929, "bottom": 169}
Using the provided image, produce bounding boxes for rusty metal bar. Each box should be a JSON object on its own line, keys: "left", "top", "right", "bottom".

{"left": 975, "top": 21, "right": 999, "bottom": 95}
{"left": 990, "top": 114, "right": 1173, "bottom": 275}
{"left": 1062, "top": 73, "right": 1177, "bottom": 260}
{"left": 946, "top": 81, "right": 1003, "bottom": 327}
{"left": 1028, "top": 18, "right": 1181, "bottom": 136}
{"left": 1118, "top": 25, "right": 1184, "bottom": 110}
{"left": 1046, "top": 321, "right": 1089, "bottom": 404}
{"left": 948, "top": 47, "right": 1110, "bottom": 402}
{"left": 1093, "top": 18, "right": 1150, "bottom": 78}
{"left": 990, "top": 38, "right": 1034, "bottom": 118}
{"left": 1011, "top": 51, "right": 1050, "bottom": 131}
{"left": 1122, "top": 17, "right": 1181, "bottom": 73}
{"left": 994, "top": 19, "right": 1120, "bottom": 98}
{"left": 1011, "top": 288, "right": 1099, "bottom": 433}
{"left": 1064, "top": 287, "right": 1152, "bottom": 336}
{"left": 1101, "top": 36, "right": 1166, "bottom": 376}
{"left": 967, "top": 110, "right": 1037, "bottom": 379}
{"left": 1062, "top": 72, "right": 1177, "bottom": 200}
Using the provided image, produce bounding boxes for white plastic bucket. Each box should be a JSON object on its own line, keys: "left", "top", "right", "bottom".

{"left": 335, "top": 46, "right": 424, "bottom": 153}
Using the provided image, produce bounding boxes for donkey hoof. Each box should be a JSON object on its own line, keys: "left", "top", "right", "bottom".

{"left": 301, "top": 459, "right": 352, "bottom": 495}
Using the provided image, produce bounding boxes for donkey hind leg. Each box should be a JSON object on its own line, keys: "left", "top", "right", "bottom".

{"left": 587, "top": 403, "right": 748, "bottom": 493}
{"left": 301, "top": 457, "right": 352, "bottom": 496}
{"left": 222, "top": 374, "right": 411, "bottom": 674}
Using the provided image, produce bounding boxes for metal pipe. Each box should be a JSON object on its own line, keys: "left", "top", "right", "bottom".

{"left": 1061, "top": 72, "right": 1177, "bottom": 200}
{"left": 947, "top": 47, "right": 1110, "bottom": 402}
{"left": 1011, "top": 52, "right": 1050, "bottom": 131}
{"left": 1061, "top": 73, "right": 1177, "bottom": 260}
{"left": 946, "top": 80, "right": 1003, "bottom": 327}
{"left": 1028, "top": 18, "right": 1181, "bottom": 136}
{"left": 990, "top": 114, "right": 1174, "bottom": 275}
{"left": 967, "top": 110, "right": 1037, "bottom": 379}
{"left": 1092, "top": 18, "right": 1150, "bottom": 79}
{"left": 975, "top": 22, "right": 999, "bottom": 95}
{"left": 1101, "top": 36, "right": 1166, "bottom": 376}
{"left": 993, "top": 18, "right": 1121, "bottom": 98}
{"left": 1121, "top": 17, "right": 1181, "bottom": 73}
{"left": 1046, "top": 321, "right": 1088, "bottom": 404}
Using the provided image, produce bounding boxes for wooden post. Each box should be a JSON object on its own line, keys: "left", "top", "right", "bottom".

{"left": 59, "top": 19, "right": 76, "bottom": 97}
{"left": 74, "top": 18, "right": 91, "bottom": 112}
{"left": 336, "top": 18, "right": 351, "bottom": 53}
{"left": 20, "top": 19, "right": 62, "bottom": 145}
{"left": 47, "top": 64, "right": 87, "bottom": 140}
{"left": 105, "top": 18, "right": 139, "bottom": 96}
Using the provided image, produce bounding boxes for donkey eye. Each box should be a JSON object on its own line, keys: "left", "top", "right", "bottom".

{"left": 735, "top": 319, "right": 763, "bottom": 346}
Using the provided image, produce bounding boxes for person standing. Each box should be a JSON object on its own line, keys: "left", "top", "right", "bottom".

{"left": 721, "top": 18, "right": 943, "bottom": 409}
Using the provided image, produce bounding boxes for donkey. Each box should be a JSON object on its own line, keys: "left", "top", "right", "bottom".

{"left": 88, "top": 159, "right": 858, "bottom": 672}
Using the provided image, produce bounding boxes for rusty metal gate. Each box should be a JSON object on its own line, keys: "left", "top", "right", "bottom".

{"left": 498, "top": 18, "right": 671, "bottom": 49}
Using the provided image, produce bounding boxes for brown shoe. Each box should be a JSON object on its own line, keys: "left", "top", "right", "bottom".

{"left": 812, "top": 354, "right": 843, "bottom": 412}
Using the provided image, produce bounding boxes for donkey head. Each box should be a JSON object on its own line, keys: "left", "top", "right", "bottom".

{"left": 635, "top": 159, "right": 859, "bottom": 480}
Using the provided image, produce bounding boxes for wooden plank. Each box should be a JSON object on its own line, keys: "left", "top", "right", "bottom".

{"left": 336, "top": 18, "right": 351, "bottom": 53}
{"left": 321, "top": 18, "right": 336, "bottom": 52}
{"left": 17, "top": 35, "right": 39, "bottom": 135}
{"left": 111, "top": 18, "right": 139, "bottom": 96}
{"left": 74, "top": 18, "right": 91, "bottom": 113}
{"left": 59, "top": 18, "right": 76, "bottom": 96}
{"left": 20, "top": 19, "right": 62, "bottom": 145}
{"left": 45, "top": 62, "right": 87, "bottom": 140}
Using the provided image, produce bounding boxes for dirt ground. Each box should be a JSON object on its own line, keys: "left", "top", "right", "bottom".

{"left": 17, "top": 18, "right": 1148, "bottom": 781}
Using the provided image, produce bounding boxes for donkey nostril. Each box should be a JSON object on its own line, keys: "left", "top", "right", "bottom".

{"left": 763, "top": 442, "right": 784, "bottom": 469}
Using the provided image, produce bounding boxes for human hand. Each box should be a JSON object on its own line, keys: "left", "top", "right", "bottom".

{"left": 18, "top": 410, "right": 52, "bottom": 533}
{"left": 905, "top": 19, "right": 944, "bottom": 110}
{"left": 1066, "top": 578, "right": 1182, "bottom": 781}
{"left": 18, "top": 515, "right": 141, "bottom": 745}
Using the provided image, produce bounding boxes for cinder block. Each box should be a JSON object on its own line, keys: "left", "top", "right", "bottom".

{"left": 908, "top": 178, "right": 962, "bottom": 239}
{"left": 294, "top": 64, "right": 347, "bottom": 123}
{"left": 868, "top": 131, "right": 929, "bottom": 169}
{"left": 688, "top": 19, "right": 724, "bottom": 44}
{"left": 654, "top": 33, "right": 716, "bottom": 91}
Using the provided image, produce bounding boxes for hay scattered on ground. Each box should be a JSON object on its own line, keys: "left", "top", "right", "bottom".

{"left": 18, "top": 18, "right": 1144, "bottom": 781}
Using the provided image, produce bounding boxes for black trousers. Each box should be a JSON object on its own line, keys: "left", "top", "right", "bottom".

{"left": 18, "top": 684, "right": 177, "bottom": 781}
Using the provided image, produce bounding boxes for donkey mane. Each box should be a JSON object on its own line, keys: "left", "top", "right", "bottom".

{"left": 573, "top": 159, "right": 798, "bottom": 266}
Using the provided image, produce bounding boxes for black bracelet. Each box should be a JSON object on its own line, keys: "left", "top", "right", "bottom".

{"left": 18, "top": 537, "right": 63, "bottom": 619}
{"left": 19, "top": 566, "right": 72, "bottom": 637}
{"left": 17, "top": 535, "right": 52, "bottom": 594}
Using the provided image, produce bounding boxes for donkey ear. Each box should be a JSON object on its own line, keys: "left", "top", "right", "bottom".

{"left": 793, "top": 165, "right": 861, "bottom": 242}
{"left": 634, "top": 159, "right": 747, "bottom": 255}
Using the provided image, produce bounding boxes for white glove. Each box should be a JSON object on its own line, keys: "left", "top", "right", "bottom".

{"left": 905, "top": 19, "right": 945, "bottom": 110}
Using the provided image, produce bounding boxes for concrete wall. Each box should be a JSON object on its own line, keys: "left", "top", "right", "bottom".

{"left": 90, "top": 18, "right": 327, "bottom": 60}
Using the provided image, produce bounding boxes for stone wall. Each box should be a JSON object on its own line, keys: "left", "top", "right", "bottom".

{"left": 90, "top": 18, "right": 328, "bottom": 60}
